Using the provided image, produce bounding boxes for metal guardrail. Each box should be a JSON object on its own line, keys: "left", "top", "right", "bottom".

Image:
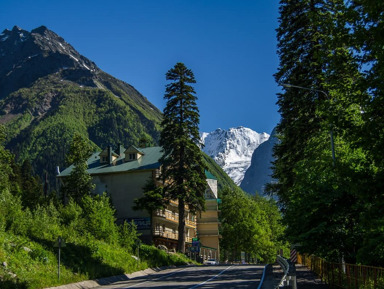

{"left": 276, "top": 255, "right": 297, "bottom": 289}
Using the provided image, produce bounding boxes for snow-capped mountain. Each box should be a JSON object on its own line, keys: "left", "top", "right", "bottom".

{"left": 201, "top": 127, "right": 269, "bottom": 185}
{"left": 240, "top": 127, "right": 278, "bottom": 195}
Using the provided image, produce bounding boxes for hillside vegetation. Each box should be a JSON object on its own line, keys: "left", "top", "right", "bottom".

{"left": 0, "top": 70, "right": 162, "bottom": 185}
{"left": 0, "top": 130, "right": 196, "bottom": 289}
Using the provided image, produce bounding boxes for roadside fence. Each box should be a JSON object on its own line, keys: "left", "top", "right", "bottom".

{"left": 297, "top": 254, "right": 384, "bottom": 289}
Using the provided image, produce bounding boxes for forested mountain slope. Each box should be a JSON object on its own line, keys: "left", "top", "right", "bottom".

{"left": 0, "top": 25, "right": 234, "bottom": 190}
{"left": 0, "top": 26, "right": 162, "bottom": 184}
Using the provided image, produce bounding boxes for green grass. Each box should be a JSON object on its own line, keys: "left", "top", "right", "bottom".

{"left": 0, "top": 191, "right": 197, "bottom": 289}
{"left": 0, "top": 231, "right": 196, "bottom": 289}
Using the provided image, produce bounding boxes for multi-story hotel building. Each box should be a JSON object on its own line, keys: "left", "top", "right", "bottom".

{"left": 58, "top": 144, "right": 220, "bottom": 259}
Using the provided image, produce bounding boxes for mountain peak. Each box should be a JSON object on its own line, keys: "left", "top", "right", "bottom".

{"left": 31, "top": 25, "right": 49, "bottom": 35}
{"left": 201, "top": 127, "right": 270, "bottom": 185}
{"left": 0, "top": 25, "right": 98, "bottom": 99}
{"left": 12, "top": 25, "right": 23, "bottom": 32}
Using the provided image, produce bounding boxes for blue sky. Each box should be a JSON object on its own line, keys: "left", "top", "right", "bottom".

{"left": 0, "top": 0, "right": 281, "bottom": 134}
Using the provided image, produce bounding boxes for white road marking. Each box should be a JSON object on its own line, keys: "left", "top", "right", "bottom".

{"left": 122, "top": 267, "right": 190, "bottom": 288}
{"left": 188, "top": 265, "right": 233, "bottom": 289}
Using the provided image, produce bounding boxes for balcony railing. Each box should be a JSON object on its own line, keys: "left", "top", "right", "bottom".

{"left": 186, "top": 236, "right": 194, "bottom": 243}
{"left": 153, "top": 230, "right": 195, "bottom": 243}
{"left": 186, "top": 219, "right": 197, "bottom": 227}
{"left": 153, "top": 230, "right": 178, "bottom": 240}
{"left": 154, "top": 210, "right": 196, "bottom": 227}
{"left": 169, "top": 199, "right": 190, "bottom": 210}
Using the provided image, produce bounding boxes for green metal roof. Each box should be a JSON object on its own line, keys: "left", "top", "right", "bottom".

{"left": 59, "top": 146, "right": 163, "bottom": 177}
{"left": 205, "top": 170, "right": 217, "bottom": 180}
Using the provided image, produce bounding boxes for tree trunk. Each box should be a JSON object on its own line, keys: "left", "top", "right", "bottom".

{"left": 177, "top": 199, "right": 186, "bottom": 253}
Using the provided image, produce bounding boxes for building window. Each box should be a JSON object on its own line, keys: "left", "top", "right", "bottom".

{"left": 129, "top": 153, "right": 136, "bottom": 160}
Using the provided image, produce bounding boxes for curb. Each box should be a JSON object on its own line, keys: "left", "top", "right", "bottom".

{"left": 44, "top": 266, "right": 177, "bottom": 289}
{"left": 257, "top": 264, "right": 268, "bottom": 289}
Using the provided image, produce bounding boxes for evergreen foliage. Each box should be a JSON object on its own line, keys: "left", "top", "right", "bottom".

{"left": 133, "top": 179, "right": 167, "bottom": 215}
{"left": 60, "top": 133, "right": 95, "bottom": 203}
{"left": 272, "top": 0, "right": 384, "bottom": 266}
{"left": 159, "top": 63, "right": 207, "bottom": 253}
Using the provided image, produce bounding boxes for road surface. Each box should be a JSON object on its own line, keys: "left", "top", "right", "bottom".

{"left": 95, "top": 264, "right": 265, "bottom": 289}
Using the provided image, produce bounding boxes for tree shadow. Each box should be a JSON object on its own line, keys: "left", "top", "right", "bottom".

{"left": 0, "top": 280, "right": 28, "bottom": 289}
{"left": 29, "top": 236, "right": 127, "bottom": 280}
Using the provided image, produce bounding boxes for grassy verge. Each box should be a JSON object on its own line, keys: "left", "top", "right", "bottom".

{"left": 0, "top": 231, "right": 197, "bottom": 289}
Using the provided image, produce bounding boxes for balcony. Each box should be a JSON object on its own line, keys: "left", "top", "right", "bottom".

{"left": 153, "top": 209, "right": 196, "bottom": 228}
{"left": 186, "top": 219, "right": 196, "bottom": 227}
{"left": 186, "top": 236, "right": 194, "bottom": 243}
{"left": 153, "top": 230, "right": 178, "bottom": 240}
{"left": 153, "top": 230, "right": 195, "bottom": 243}
{"left": 169, "top": 199, "right": 190, "bottom": 210}
{"left": 154, "top": 209, "right": 178, "bottom": 223}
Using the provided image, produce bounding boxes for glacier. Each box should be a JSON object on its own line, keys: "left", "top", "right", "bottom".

{"left": 201, "top": 126, "right": 269, "bottom": 185}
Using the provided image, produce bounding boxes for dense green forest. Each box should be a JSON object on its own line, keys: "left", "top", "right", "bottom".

{"left": 271, "top": 0, "right": 384, "bottom": 266}
{"left": 0, "top": 70, "right": 162, "bottom": 187}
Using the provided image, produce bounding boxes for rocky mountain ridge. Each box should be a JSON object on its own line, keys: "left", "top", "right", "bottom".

{"left": 0, "top": 25, "right": 163, "bottom": 184}
{"left": 240, "top": 128, "right": 278, "bottom": 195}
{"left": 201, "top": 127, "right": 269, "bottom": 185}
{"left": 0, "top": 25, "right": 99, "bottom": 99}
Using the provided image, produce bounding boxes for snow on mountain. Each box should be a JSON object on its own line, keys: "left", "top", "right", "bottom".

{"left": 201, "top": 127, "right": 269, "bottom": 185}
{"left": 240, "top": 127, "right": 278, "bottom": 196}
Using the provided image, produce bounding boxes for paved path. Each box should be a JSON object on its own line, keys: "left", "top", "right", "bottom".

{"left": 262, "top": 264, "right": 329, "bottom": 289}
{"left": 295, "top": 264, "right": 329, "bottom": 289}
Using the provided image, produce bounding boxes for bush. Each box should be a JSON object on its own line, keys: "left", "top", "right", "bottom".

{"left": 81, "top": 194, "right": 119, "bottom": 244}
{"left": 0, "top": 190, "right": 30, "bottom": 236}
{"left": 119, "top": 221, "right": 139, "bottom": 251}
{"left": 30, "top": 202, "right": 62, "bottom": 241}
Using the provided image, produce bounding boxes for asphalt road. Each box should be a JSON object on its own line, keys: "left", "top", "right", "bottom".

{"left": 95, "top": 264, "right": 265, "bottom": 289}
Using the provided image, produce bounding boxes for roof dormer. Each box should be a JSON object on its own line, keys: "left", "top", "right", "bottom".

{"left": 124, "top": 145, "right": 145, "bottom": 162}
{"left": 99, "top": 146, "right": 119, "bottom": 164}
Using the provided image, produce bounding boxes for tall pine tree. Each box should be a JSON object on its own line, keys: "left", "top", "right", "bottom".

{"left": 159, "top": 62, "right": 207, "bottom": 253}
{"left": 272, "top": 0, "right": 366, "bottom": 262}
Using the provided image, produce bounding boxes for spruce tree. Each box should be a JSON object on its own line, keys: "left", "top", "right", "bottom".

{"left": 272, "top": 0, "right": 366, "bottom": 262}
{"left": 159, "top": 62, "right": 207, "bottom": 253}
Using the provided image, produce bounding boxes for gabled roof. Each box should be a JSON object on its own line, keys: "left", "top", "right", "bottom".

{"left": 99, "top": 148, "right": 119, "bottom": 157}
{"left": 59, "top": 146, "right": 163, "bottom": 177}
{"left": 124, "top": 145, "right": 145, "bottom": 155}
{"left": 205, "top": 170, "right": 217, "bottom": 180}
